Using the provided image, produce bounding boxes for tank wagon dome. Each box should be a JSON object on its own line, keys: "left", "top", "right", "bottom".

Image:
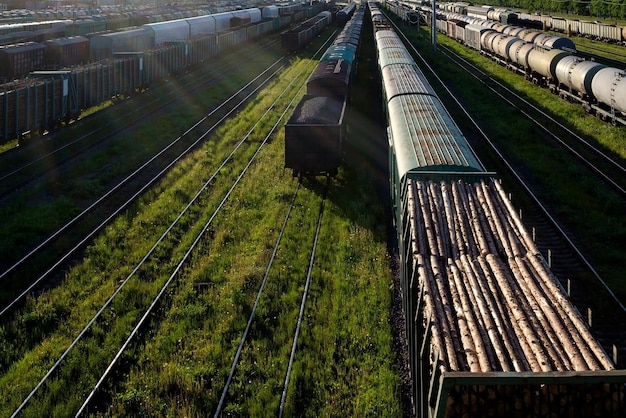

{"left": 388, "top": 94, "right": 484, "bottom": 182}
{"left": 591, "top": 67, "right": 626, "bottom": 115}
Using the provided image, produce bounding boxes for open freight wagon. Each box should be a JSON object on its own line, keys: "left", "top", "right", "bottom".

{"left": 284, "top": 95, "right": 346, "bottom": 177}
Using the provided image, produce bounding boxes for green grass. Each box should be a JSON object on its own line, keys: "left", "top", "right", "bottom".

{"left": 0, "top": 33, "right": 403, "bottom": 417}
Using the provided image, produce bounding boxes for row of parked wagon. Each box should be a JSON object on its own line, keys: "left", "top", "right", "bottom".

{"left": 375, "top": 3, "right": 626, "bottom": 416}
{"left": 0, "top": 4, "right": 322, "bottom": 144}
{"left": 284, "top": 5, "right": 365, "bottom": 177}
{"left": 0, "top": 7, "right": 288, "bottom": 80}
{"left": 0, "top": 5, "right": 227, "bottom": 45}
{"left": 440, "top": 2, "right": 626, "bottom": 43}
{"left": 429, "top": 7, "right": 626, "bottom": 125}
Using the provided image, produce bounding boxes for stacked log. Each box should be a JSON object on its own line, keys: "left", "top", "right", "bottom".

{"left": 408, "top": 178, "right": 615, "bottom": 373}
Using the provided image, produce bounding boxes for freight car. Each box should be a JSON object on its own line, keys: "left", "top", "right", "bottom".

{"left": 369, "top": 2, "right": 626, "bottom": 416}
{"left": 0, "top": 7, "right": 305, "bottom": 144}
{"left": 43, "top": 36, "right": 89, "bottom": 68}
{"left": 284, "top": 95, "right": 347, "bottom": 177}
{"left": 284, "top": 6, "right": 364, "bottom": 177}
{"left": 416, "top": 5, "right": 626, "bottom": 125}
{"left": 281, "top": 11, "right": 333, "bottom": 52}
{"left": 336, "top": 2, "right": 357, "bottom": 27}
{"left": 437, "top": 2, "right": 626, "bottom": 43}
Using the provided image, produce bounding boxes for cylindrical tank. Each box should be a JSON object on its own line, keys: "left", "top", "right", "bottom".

{"left": 591, "top": 67, "right": 626, "bottom": 114}
{"left": 527, "top": 47, "right": 569, "bottom": 79}
{"left": 482, "top": 31, "right": 499, "bottom": 53}
{"left": 519, "top": 29, "right": 541, "bottom": 43}
{"left": 494, "top": 34, "right": 518, "bottom": 60}
{"left": 491, "top": 23, "right": 507, "bottom": 32}
{"left": 532, "top": 32, "right": 551, "bottom": 46}
{"left": 507, "top": 39, "right": 527, "bottom": 63}
{"left": 539, "top": 35, "right": 576, "bottom": 51}
{"left": 503, "top": 26, "right": 524, "bottom": 37}
{"left": 555, "top": 56, "right": 605, "bottom": 95}
{"left": 514, "top": 42, "right": 535, "bottom": 69}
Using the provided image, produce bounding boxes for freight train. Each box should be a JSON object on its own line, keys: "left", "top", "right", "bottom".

{"left": 0, "top": 6, "right": 296, "bottom": 80}
{"left": 406, "top": 4, "right": 626, "bottom": 126}
{"left": 0, "top": 4, "right": 325, "bottom": 144}
{"left": 432, "top": 2, "right": 626, "bottom": 43}
{"left": 369, "top": 2, "right": 626, "bottom": 416}
{"left": 280, "top": 10, "right": 333, "bottom": 52}
{"left": 284, "top": 5, "right": 364, "bottom": 177}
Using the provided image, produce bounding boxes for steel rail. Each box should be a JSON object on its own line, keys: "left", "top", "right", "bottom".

{"left": 278, "top": 177, "right": 329, "bottom": 418}
{"left": 0, "top": 59, "right": 285, "bottom": 315}
{"left": 213, "top": 31, "right": 338, "bottom": 416}
{"left": 9, "top": 61, "right": 290, "bottom": 417}
{"left": 74, "top": 68, "right": 300, "bottom": 417}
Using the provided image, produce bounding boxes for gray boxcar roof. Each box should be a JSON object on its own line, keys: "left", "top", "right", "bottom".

{"left": 388, "top": 94, "right": 483, "bottom": 180}
{"left": 382, "top": 63, "right": 437, "bottom": 101}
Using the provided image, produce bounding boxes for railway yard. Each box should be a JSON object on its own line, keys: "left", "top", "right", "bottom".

{"left": 0, "top": 1, "right": 625, "bottom": 417}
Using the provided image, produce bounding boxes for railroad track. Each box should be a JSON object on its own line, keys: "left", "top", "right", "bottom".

{"left": 0, "top": 37, "right": 282, "bottom": 199}
{"left": 0, "top": 56, "right": 286, "bottom": 313}
{"left": 438, "top": 44, "right": 626, "bottom": 201}
{"left": 1, "top": 32, "right": 338, "bottom": 416}
{"left": 391, "top": 19, "right": 626, "bottom": 366}
{"left": 209, "top": 175, "right": 330, "bottom": 417}
{"left": 576, "top": 45, "right": 626, "bottom": 66}
{"left": 576, "top": 46, "right": 626, "bottom": 70}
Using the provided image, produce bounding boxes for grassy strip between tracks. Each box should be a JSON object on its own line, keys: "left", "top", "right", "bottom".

{"left": 401, "top": 22, "right": 626, "bottom": 305}
{"left": 0, "top": 46, "right": 281, "bottom": 303}
{"left": 0, "top": 45, "right": 402, "bottom": 417}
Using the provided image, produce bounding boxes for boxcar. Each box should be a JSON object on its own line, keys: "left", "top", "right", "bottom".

{"left": 90, "top": 27, "right": 154, "bottom": 60}
{"left": 0, "top": 42, "right": 45, "bottom": 79}
{"left": 43, "top": 36, "right": 89, "bottom": 68}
